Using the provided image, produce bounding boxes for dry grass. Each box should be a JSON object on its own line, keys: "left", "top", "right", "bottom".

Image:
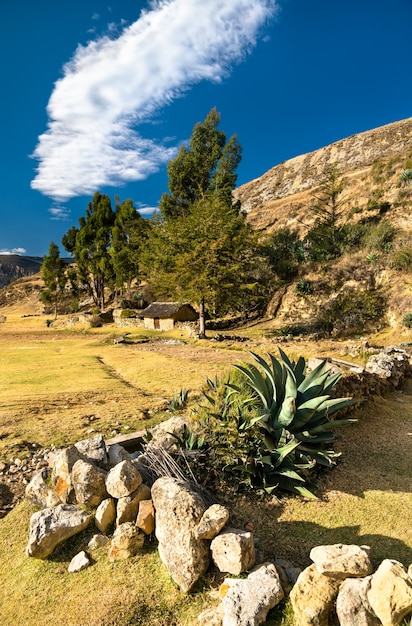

{"left": 0, "top": 313, "right": 411, "bottom": 625}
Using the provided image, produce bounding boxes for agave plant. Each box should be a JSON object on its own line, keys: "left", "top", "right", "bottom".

{"left": 226, "top": 349, "right": 357, "bottom": 497}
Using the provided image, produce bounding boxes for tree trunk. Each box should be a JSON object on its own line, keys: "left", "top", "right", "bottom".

{"left": 199, "top": 298, "right": 206, "bottom": 338}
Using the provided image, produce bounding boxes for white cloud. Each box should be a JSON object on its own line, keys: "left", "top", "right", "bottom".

{"left": 31, "top": 0, "right": 277, "bottom": 202}
{"left": 0, "top": 247, "right": 27, "bottom": 255}
{"left": 49, "top": 205, "right": 71, "bottom": 220}
{"left": 136, "top": 203, "right": 158, "bottom": 216}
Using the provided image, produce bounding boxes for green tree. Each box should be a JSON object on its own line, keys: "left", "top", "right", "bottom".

{"left": 142, "top": 195, "right": 260, "bottom": 337}
{"left": 110, "top": 198, "right": 148, "bottom": 298}
{"left": 62, "top": 192, "right": 115, "bottom": 309}
{"left": 159, "top": 108, "right": 242, "bottom": 219}
{"left": 307, "top": 163, "right": 347, "bottom": 260}
{"left": 41, "top": 242, "right": 67, "bottom": 318}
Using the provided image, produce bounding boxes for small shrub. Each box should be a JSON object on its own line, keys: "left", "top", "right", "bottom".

{"left": 168, "top": 388, "right": 190, "bottom": 411}
{"left": 402, "top": 313, "right": 412, "bottom": 329}
{"left": 295, "top": 279, "right": 314, "bottom": 296}
{"left": 390, "top": 248, "right": 412, "bottom": 271}
{"left": 89, "top": 315, "right": 102, "bottom": 328}
{"left": 279, "top": 324, "right": 308, "bottom": 337}
{"left": 120, "top": 309, "right": 136, "bottom": 318}
{"left": 71, "top": 298, "right": 80, "bottom": 312}
{"left": 316, "top": 289, "right": 386, "bottom": 336}
{"left": 365, "top": 219, "right": 396, "bottom": 252}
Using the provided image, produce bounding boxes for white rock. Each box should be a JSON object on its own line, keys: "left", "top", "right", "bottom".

{"left": 68, "top": 550, "right": 91, "bottom": 573}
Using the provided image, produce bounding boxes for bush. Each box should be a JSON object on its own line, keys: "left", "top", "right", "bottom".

{"left": 89, "top": 315, "right": 102, "bottom": 328}
{"left": 365, "top": 220, "right": 396, "bottom": 252}
{"left": 295, "top": 279, "right": 313, "bottom": 296}
{"left": 390, "top": 248, "right": 412, "bottom": 271}
{"left": 120, "top": 309, "right": 136, "bottom": 318}
{"left": 316, "top": 289, "right": 386, "bottom": 336}
{"left": 402, "top": 313, "right": 412, "bottom": 329}
{"left": 187, "top": 352, "right": 356, "bottom": 498}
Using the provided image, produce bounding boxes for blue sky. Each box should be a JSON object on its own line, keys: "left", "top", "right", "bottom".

{"left": 1, "top": 0, "right": 411, "bottom": 257}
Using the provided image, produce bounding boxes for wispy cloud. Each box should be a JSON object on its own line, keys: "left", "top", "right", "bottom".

{"left": 48, "top": 205, "right": 71, "bottom": 220}
{"left": 31, "top": 0, "right": 277, "bottom": 202}
{"left": 0, "top": 247, "right": 27, "bottom": 255}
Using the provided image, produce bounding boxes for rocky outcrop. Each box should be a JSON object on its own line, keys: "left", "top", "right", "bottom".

{"left": 234, "top": 117, "right": 412, "bottom": 233}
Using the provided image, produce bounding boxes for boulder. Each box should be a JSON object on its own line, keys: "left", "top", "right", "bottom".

{"left": 107, "top": 443, "right": 131, "bottom": 467}
{"left": 68, "top": 550, "right": 91, "bottom": 573}
{"left": 26, "top": 504, "right": 94, "bottom": 559}
{"left": 194, "top": 503, "right": 229, "bottom": 540}
{"left": 74, "top": 434, "right": 108, "bottom": 468}
{"left": 71, "top": 460, "right": 108, "bottom": 507}
{"left": 367, "top": 559, "right": 412, "bottom": 626}
{"left": 51, "top": 445, "right": 82, "bottom": 503}
{"left": 136, "top": 499, "right": 155, "bottom": 535}
{"left": 108, "top": 522, "right": 145, "bottom": 560}
{"left": 116, "top": 483, "right": 151, "bottom": 525}
{"left": 336, "top": 576, "right": 381, "bottom": 626}
{"left": 151, "top": 476, "right": 210, "bottom": 592}
{"left": 211, "top": 528, "right": 255, "bottom": 575}
{"left": 88, "top": 534, "right": 109, "bottom": 549}
{"left": 25, "top": 468, "right": 61, "bottom": 509}
{"left": 106, "top": 460, "right": 142, "bottom": 498}
{"left": 146, "top": 415, "right": 188, "bottom": 452}
{"left": 220, "top": 562, "right": 284, "bottom": 626}
{"left": 310, "top": 544, "right": 373, "bottom": 579}
{"left": 95, "top": 498, "right": 116, "bottom": 534}
{"left": 289, "top": 563, "right": 341, "bottom": 626}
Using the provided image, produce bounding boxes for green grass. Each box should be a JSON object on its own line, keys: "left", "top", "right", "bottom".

{"left": 0, "top": 318, "right": 411, "bottom": 625}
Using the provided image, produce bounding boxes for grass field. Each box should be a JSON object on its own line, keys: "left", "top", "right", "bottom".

{"left": 0, "top": 313, "right": 411, "bottom": 625}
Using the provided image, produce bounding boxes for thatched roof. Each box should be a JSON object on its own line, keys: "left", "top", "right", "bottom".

{"left": 140, "top": 302, "right": 197, "bottom": 319}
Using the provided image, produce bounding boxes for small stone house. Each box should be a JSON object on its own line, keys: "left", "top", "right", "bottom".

{"left": 140, "top": 302, "right": 198, "bottom": 331}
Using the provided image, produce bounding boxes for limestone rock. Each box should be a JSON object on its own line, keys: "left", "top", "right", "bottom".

{"left": 289, "top": 563, "right": 341, "bottom": 626}
{"left": 151, "top": 476, "right": 210, "bottom": 592}
{"left": 107, "top": 443, "right": 131, "bottom": 467}
{"left": 108, "top": 522, "right": 145, "bottom": 560}
{"left": 71, "top": 459, "right": 108, "bottom": 507}
{"left": 95, "top": 498, "right": 116, "bottom": 534}
{"left": 211, "top": 528, "right": 255, "bottom": 575}
{"left": 194, "top": 503, "right": 229, "bottom": 540}
{"left": 146, "top": 415, "right": 188, "bottom": 452}
{"left": 106, "top": 460, "right": 142, "bottom": 498}
{"left": 221, "top": 562, "right": 284, "bottom": 626}
{"left": 336, "top": 576, "right": 381, "bottom": 626}
{"left": 367, "top": 559, "right": 412, "bottom": 626}
{"left": 116, "top": 483, "right": 151, "bottom": 525}
{"left": 51, "top": 445, "right": 82, "bottom": 503}
{"left": 25, "top": 468, "right": 61, "bottom": 509}
{"left": 197, "top": 605, "right": 224, "bottom": 626}
{"left": 68, "top": 550, "right": 91, "bottom": 573}
{"left": 26, "top": 504, "right": 94, "bottom": 559}
{"left": 74, "top": 434, "right": 108, "bottom": 468}
{"left": 88, "top": 534, "right": 109, "bottom": 549}
{"left": 310, "top": 544, "right": 373, "bottom": 579}
{"left": 136, "top": 499, "right": 155, "bottom": 535}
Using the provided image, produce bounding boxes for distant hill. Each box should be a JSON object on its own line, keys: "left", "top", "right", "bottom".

{"left": 0, "top": 255, "right": 43, "bottom": 289}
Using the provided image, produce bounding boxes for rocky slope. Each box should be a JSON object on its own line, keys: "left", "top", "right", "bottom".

{"left": 235, "top": 116, "right": 412, "bottom": 235}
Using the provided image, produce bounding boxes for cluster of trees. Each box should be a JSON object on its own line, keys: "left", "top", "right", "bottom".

{"left": 42, "top": 107, "right": 408, "bottom": 334}
{"left": 42, "top": 109, "right": 270, "bottom": 332}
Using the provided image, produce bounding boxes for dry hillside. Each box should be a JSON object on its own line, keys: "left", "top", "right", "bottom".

{"left": 235, "top": 116, "right": 412, "bottom": 235}
{"left": 234, "top": 117, "right": 412, "bottom": 334}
